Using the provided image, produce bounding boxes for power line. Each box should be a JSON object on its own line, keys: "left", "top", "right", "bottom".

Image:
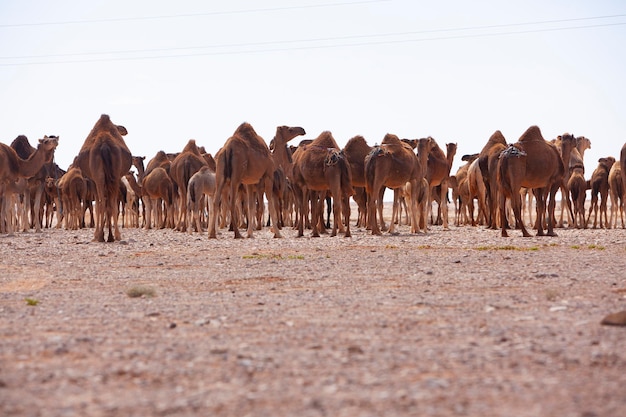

{"left": 1, "top": 19, "right": 624, "bottom": 66}
{"left": 0, "top": 0, "right": 390, "bottom": 28}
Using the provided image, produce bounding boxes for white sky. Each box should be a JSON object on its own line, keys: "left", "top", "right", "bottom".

{"left": 1, "top": 0, "right": 625, "bottom": 176}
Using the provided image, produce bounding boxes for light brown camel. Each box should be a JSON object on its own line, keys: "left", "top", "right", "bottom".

{"left": 364, "top": 134, "right": 432, "bottom": 235}
{"left": 0, "top": 135, "right": 59, "bottom": 235}
{"left": 621, "top": 144, "right": 626, "bottom": 217}
{"left": 342, "top": 135, "right": 373, "bottom": 228}
{"left": 452, "top": 153, "right": 479, "bottom": 226}
{"left": 478, "top": 131, "right": 508, "bottom": 229}
{"left": 497, "top": 126, "right": 566, "bottom": 237}
{"left": 170, "top": 140, "right": 208, "bottom": 232}
{"left": 142, "top": 167, "right": 174, "bottom": 229}
{"left": 186, "top": 166, "right": 216, "bottom": 233}
{"left": 121, "top": 172, "right": 142, "bottom": 228}
{"left": 57, "top": 167, "right": 87, "bottom": 230}
{"left": 607, "top": 161, "right": 624, "bottom": 229}
{"left": 74, "top": 114, "right": 132, "bottom": 242}
{"left": 567, "top": 165, "right": 587, "bottom": 229}
{"left": 551, "top": 133, "right": 578, "bottom": 228}
{"left": 426, "top": 141, "right": 457, "bottom": 229}
{"left": 209, "top": 123, "right": 281, "bottom": 239}
{"left": 292, "top": 131, "right": 354, "bottom": 237}
{"left": 586, "top": 156, "right": 616, "bottom": 229}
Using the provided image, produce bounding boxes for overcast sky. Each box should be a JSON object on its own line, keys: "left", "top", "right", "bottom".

{"left": 1, "top": 0, "right": 625, "bottom": 176}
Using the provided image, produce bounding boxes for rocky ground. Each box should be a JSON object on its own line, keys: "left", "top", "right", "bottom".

{"left": 1, "top": 212, "right": 626, "bottom": 417}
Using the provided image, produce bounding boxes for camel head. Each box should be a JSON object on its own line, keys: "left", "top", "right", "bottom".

{"left": 38, "top": 135, "right": 59, "bottom": 162}
{"left": 116, "top": 125, "right": 128, "bottom": 136}
{"left": 275, "top": 126, "right": 306, "bottom": 145}
{"left": 461, "top": 153, "right": 479, "bottom": 162}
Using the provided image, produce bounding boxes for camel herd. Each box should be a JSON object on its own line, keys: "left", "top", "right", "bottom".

{"left": 1, "top": 114, "right": 626, "bottom": 241}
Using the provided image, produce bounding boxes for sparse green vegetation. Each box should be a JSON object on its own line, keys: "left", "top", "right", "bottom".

{"left": 545, "top": 289, "right": 559, "bottom": 302}
{"left": 474, "top": 245, "right": 538, "bottom": 251}
{"left": 126, "top": 286, "right": 156, "bottom": 298}
{"left": 24, "top": 298, "right": 39, "bottom": 306}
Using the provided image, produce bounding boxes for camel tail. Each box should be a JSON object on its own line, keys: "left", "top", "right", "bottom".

{"left": 497, "top": 153, "right": 513, "bottom": 198}
{"left": 100, "top": 143, "right": 117, "bottom": 201}
{"left": 339, "top": 152, "right": 354, "bottom": 197}
{"left": 364, "top": 149, "right": 378, "bottom": 194}
{"left": 188, "top": 179, "right": 197, "bottom": 205}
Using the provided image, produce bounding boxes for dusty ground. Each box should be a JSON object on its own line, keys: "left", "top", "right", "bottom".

{"left": 1, "top": 210, "right": 626, "bottom": 417}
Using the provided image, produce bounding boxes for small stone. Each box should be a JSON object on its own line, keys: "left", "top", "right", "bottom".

{"left": 168, "top": 322, "right": 177, "bottom": 329}
{"left": 600, "top": 311, "right": 626, "bottom": 326}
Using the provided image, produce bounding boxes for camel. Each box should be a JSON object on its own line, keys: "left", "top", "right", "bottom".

{"left": 187, "top": 166, "right": 216, "bottom": 233}
{"left": 478, "top": 131, "right": 508, "bottom": 229}
{"left": 0, "top": 135, "right": 59, "bottom": 235}
{"left": 142, "top": 167, "right": 174, "bottom": 229}
{"left": 426, "top": 140, "right": 457, "bottom": 229}
{"left": 497, "top": 126, "right": 566, "bottom": 237}
{"left": 364, "top": 135, "right": 432, "bottom": 235}
{"left": 209, "top": 123, "right": 282, "bottom": 239}
{"left": 292, "top": 131, "right": 354, "bottom": 237}
{"left": 551, "top": 133, "right": 578, "bottom": 228}
{"left": 621, "top": 144, "right": 626, "bottom": 216}
{"left": 607, "top": 161, "right": 624, "bottom": 229}
{"left": 57, "top": 167, "right": 87, "bottom": 230}
{"left": 266, "top": 125, "right": 306, "bottom": 229}
{"left": 170, "top": 140, "right": 209, "bottom": 232}
{"left": 452, "top": 153, "right": 479, "bottom": 226}
{"left": 587, "top": 157, "right": 616, "bottom": 229}
{"left": 567, "top": 166, "right": 587, "bottom": 229}
{"left": 121, "top": 172, "right": 142, "bottom": 228}
{"left": 342, "top": 135, "right": 373, "bottom": 228}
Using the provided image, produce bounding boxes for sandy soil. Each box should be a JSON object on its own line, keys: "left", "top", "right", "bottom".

{"left": 1, "top": 212, "right": 626, "bottom": 417}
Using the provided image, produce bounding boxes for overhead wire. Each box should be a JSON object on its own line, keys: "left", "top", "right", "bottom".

{"left": 1, "top": 12, "right": 625, "bottom": 66}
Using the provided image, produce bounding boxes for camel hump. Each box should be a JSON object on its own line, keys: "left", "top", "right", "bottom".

{"left": 381, "top": 133, "right": 401, "bottom": 145}
{"left": 312, "top": 131, "right": 339, "bottom": 148}
{"left": 181, "top": 139, "right": 202, "bottom": 155}
{"left": 518, "top": 125, "right": 544, "bottom": 142}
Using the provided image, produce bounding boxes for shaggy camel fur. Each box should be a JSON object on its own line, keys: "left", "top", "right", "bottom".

{"left": 343, "top": 135, "right": 373, "bottom": 228}
{"left": 607, "top": 161, "right": 624, "bottom": 229}
{"left": 478, "top": 130, "right": 508, "bottom": 229}
{"left": 142, "top": 167, "right": 174, "bottom": 229}
{"left": 209, "top": 123, "right": 281, "bottom": 239}
{"left": 170, "top": 140, "right": 208, "bottom": 232}
{"left": 587, "top": 157, "right": 616, "bottom": 229}
{"left": 292, "top": 131, "right": 353, "bottom": 237}
{"left": 426, "top": 141, "right": 457, "bottom": 229}
{"left": 497, "top": 126, "right": 565, "bottom": 237}
{"left": 0, "top": 135, "right": 58, "bottom": 235}
{"left": 74, "top": 115, "right": 131, "bottom": 242}
{"left": 186, "top": 166, "right": 216, "bottom": 233}
{"left": 365, "top": 135, "right": 431, "bottom": 235}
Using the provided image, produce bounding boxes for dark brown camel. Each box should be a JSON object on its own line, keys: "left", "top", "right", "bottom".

{"left": 342, "top": 135, "right": 373, "bottom": 228}
{"left": 57, "top": 167, "right": 87, "bottom": 230}
{"left": 292, "top": 131, "right": 354, "bottom": 237}
{"left": 608, "top": 161, "right": 624, "bottom": 229}
{"left": 497, "top": 126, "right": 565, "bottom": 237}
{"left": 587, "top": 156, "right": 616, "bottom": 229}
{"left": 74, "top": 114, "right": 132, "bottom": 242}
{"left": 209, "top": 123, "right": 281, "bottom": 239}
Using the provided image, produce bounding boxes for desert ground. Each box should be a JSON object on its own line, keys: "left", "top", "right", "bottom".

{"left": 1, "top": 205, "right": 626, "bottom": 417}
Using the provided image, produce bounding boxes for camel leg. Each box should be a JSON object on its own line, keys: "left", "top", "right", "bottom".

{"left": 368, "top": 186, "right": 382, "bottom": 235}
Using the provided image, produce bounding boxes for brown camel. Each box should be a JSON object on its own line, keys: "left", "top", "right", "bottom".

{"left": 620, "top": 144, "right": 626, "bottom": 212}
{"left": 567, "top": 166, "right": 587, "bottom": 229}
{"left": 142, "top": 167, "right": 174, "bottom": 229}
{"left": 57, "top": 167, "right": 87, "bottom": 230}
{"left": 364, "top": 134, "right": 432, "bottom": 235}
{"left": 266, "top": 125, "right": 306, "bottom": 229}
{"left": 74, "top": 114, "right": 132, "bottom": 242}
{"left": 452, "top": 153, "right": 479, "bottom": 226}
{"left": 587, "top": 156, "right": 616, "bottom": 229}
{"left": 342, "top": 135, "right": 373, "bottom": 228}
{"left": 426, "top": 140, "right": 457, "bottom": 229}
{"left": 292, "top": 131, "right": 354, "bottom": 237}
{"left": 478, "top": 130, "right": 508, "bottom": 229}
{"left": 0, "top": 135, "right": 59, "bottom": 235}
{"left": 170, "top": 140, "right": 208, "bottom": 232}
{"left": 497, "top": 126, "right": 566, "bottom": 237}
{"left": 209, "top": 123, "right": 281, "bottom": 239}
{"left": 607, "top": 161, "right": 624, "bottom": 229}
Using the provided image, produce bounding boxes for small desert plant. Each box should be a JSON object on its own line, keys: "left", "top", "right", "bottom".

{"left": 126, "top": 285, "right": 156, "bottom": 298}
{"left": 24, "top": 297, "right": 39, "bottom": 306}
